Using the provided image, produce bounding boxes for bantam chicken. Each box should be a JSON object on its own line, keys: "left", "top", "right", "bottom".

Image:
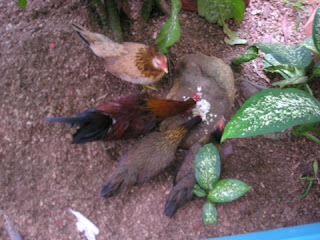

{"left": 72, "top": 24, "right": 168, "bottom": 88}
{"left": 45, "top": 92, "right": 196, "bottom": 144}
{"left": 100, "top": 116, "right": 202, "bottom": 198}
{"left": 164, "top": 119, "right": 225, "bottom": 218}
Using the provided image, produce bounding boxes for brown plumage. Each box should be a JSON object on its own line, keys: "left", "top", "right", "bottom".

{"left": 100, "top": 116, "right": 202, "bottom": 198}
{"left": 45, "top": 92, "right": 195, "bottom": 144}
{"left": 72, "top": 24, "right": 168, "bottom": 85}
{"left": 164, "top": 119, "right": 225, "bottom": 218}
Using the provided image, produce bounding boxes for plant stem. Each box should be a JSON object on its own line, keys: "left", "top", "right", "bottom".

{"left": 301, "top": 132, "right": 320, "bottom": 144}
{"left": 105, "top": 0, "right": 123, "bottom": 42}
{"left": 299, "top": 179, "right": 314, "bottom": 199}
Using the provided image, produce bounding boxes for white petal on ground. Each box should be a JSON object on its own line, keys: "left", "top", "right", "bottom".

{"left": 69, "top": 209, "right": 99, "bottom": 240}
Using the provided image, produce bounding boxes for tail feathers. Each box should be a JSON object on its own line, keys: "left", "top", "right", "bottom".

{"left": 100, "top": 167, "right": 138, "bottom": 198}
{"left": 72, "top": 23, "right": 125, "bottom": 58}
{"left": 45, "top": 109, "right": 113, "bottom": 144}
{"left": 164, "top": 173, "right": 195, "bottom": 218}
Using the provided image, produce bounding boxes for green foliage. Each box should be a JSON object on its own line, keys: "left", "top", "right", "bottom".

{"left": 202, "top": 201, "right": 217, "bottom": 224}
{"left": 299, "top": 160, "right": 319, "bottom": 199}
{"left": 193, "top": 184, "right": 207, "bottom": 197}
{"left": 313, "top": 6, "right": 320, "bottom": 53}
{"left": 284, "top": 0, "right": 308, "bottom": 29}
{"left": 141, "top": 0, "right": 154, "bottom": 22}
{"left": 207, "top": 179, "right": 251, "bottom": 203}
{"left": 195, "top": 143, "right": 220, "bottom": 190}
{"left": 18, "top": 0, "right": 27, "bottom": 10}
{"left": 221, "top": 89, "right": 320, "bottom": 142}
{"left": 229, "top": 6, "right": 320, "bottom": 144}
{"left": 197, "top": 0, "right": 247, "bottom": 45}
{"left": 194, "top": 144, "right": 251, "bottom": 224}
{"left": 155, "top": 0, "right": 182, "bottom": 53}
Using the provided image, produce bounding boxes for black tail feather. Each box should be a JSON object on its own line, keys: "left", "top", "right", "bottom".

{"left": 44, "top": 109, "right": 113, "bottom": 144}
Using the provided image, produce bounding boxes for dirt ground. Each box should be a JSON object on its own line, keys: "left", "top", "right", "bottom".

{"left": 1, "top": 0, "right": 320, "bottom": 239}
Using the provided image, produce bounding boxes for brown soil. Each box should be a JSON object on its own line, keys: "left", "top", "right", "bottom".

{"left": 1, "top": 0, "right": 320, "bottom": 239}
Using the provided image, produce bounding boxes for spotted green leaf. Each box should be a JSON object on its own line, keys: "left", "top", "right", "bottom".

{"left": 155, "top": 0, "right": 181, "bottom": 54}
{"left": 197, "top": 0, "right": 245, "bottom": 26}
{"left": 221, "top": 88, "right": 320, "bottom": 142}
{"left": 195, "top": 144, "right": 221, "bottom": 191}
{"left": 232, "top": 45, "right": 259, "bottom": 64}
{"left": 18, "top": 0, "right": 27, "bottom": 10}
{"left": 312, "top": 61, "right": 320, "bottom": 77}
{"left": 312, "top": 6, "right": 320, "bottom": 53}
{"left": 300, "top": 37, "right": 318, "bottom": 53}
{"left": 208, "top": 179, "right": 251, "bottom": 203}
{"left": 193, "top": 184, "right": 207, "bottom": 197}
{"left": 257, "top": 43, "right": 312, "bottom": 78}
{"left": 202, "top": 201, "right": 217, "bottom": 224}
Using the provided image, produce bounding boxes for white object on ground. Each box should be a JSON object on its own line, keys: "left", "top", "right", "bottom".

{"left": 69, "top": 209, "right": 99, "bottom": 240}
{"left": 193, "top": 99, "right": 211, "bottom": 122}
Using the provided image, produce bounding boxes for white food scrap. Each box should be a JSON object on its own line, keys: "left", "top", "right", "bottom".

{"left": 69, "top": 209, "right": 99, "bottom": 240}
{"left": 193, "top": 99, "right": 211, "bottom": 122}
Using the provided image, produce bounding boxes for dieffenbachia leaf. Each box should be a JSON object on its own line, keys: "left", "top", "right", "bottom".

{"left": 202, "top": 201, "right": 217, "bottom": 225}
{"left": 312, "top": 61, "right": 320, "bottom": 77}
{"left": 232, "top": 45, "right": 260, "bottom": 64}
{"left": 300, "top": 37, "right": 319, "bottom": 54}
{"left": 193, "top": 184, "right": 207, "bottom": 197}
{"left": 257, "top": 43, "right": 312, "bottom": 78}
{"left": 207, "top": 179, "right": 251, "bottom": 203}
{"left": 155, "top": 0, "right": 181, "bottom": 54}
{"left": 271, "top": 76, "right": 308, "bottom": 88}
{"left": 312, "top": 6, "right": 320, "bottom": 53}
{"left": 221, "top": 88, "right": 320, "bottom": 142}
{"left": 18, "top": 0, "right": 27, "bottom": 10}
{"left": 197, "top": 0, "right": 245, "bottom": 26}
{"left": 195, "top": 144, "right": 221, "bottom": 191}
{"left": 223, "top": 24, "right": 247, "bottom": 46}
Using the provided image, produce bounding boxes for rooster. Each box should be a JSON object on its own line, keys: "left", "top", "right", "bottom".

{"left": 72, "top": 24, "right": 168, "bottom": 89}
{"left": 45, "top": 92, "right": 195, "bottom": 144}
{"left": 164, "top": 119, "right": 225, "bottom": 218}
{"left": 100, "top": 116, "right": 202, "bottom": 198}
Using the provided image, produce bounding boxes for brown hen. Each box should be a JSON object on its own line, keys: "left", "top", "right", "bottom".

{"left": 73, "top": 24, "right": 168, "bottom": 86}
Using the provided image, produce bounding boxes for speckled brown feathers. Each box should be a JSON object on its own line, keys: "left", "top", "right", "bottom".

{"left": 100, "top": 116, "right": 202, "bottom": 198}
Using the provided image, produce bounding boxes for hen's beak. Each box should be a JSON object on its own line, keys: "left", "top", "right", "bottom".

{"left": 163, "top": 67, "right": 168, "bottom": 74}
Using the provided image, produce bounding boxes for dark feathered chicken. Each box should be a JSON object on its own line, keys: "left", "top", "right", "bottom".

{"left": 164, "top": 119, "right": 225, "bottom": 218}
{"left": 100, "top": 116, "right": 202, "bottom": 198}
{"left": 45, "top": 92, "right": 195, "bottom": 144}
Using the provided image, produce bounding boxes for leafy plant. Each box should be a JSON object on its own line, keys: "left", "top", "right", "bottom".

{"left": 18, "top": 0, "right": 27, "bottom": 10}
{"left": 299, "top": 160, "right": 319, "bottom": 199}
{"left": 284, "top": 0, "right": 309, "bottom": 29}
{"left": 197, "top": 0, "right": 247, "bottom": 45}
{"left": 193, "top": 143, "right": 251, "bottom": 224}
{"left": 155, "top": 0, "right": 182, "bottom": 53}
{"left": 224, "top": 6, "right": 320, "bottom": 144}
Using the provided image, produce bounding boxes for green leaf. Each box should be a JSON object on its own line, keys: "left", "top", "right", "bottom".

{"left": 193, "top": 184, "right": 207, "bottom": 197}
{"left": 197, "top": 0, "right": 245, "bottom": 26}
{"left": 195, "top": 144, "right": 221, "bottom": 191}
{"left": 155, "top": 0, "right": 182, "bottom": 54}
{"left": 312, "top": 6, "right": 320, "bottom": 53}
{"left": 262, "top": 60, "right": 304, "bottom": 79}
{"left": 312, "top": 61, "right": 320, "bottom": 77}
{"left": 223, "top": 24, "right": 247, "bottom": 46}
{"left": 18, "top": 0, "right": 27, "bottom": 10}
{"left": 256, "top": 43, "right": 312, "bottom": 69}
{"left": 231, "top": 45, "right": 260, "bottom": 65}
{"left": 221, "top": 88, "right": 320, "bottom": 142}
{"left": 313, "top": 160, "right": 319, "bottom": 176}
{"left": 300, "top": 37, "right": 318, "bottom": 54}
{"left": 208, "top": 179, "right": 251, "bottom": 203}
{"left": 271, "top": 76, "right": 308, "bottom": 88}
{"left": 202, "top": 201, "right": 217, "bottom": 224}
{"left": 141, "top": 0, "right": 154, "bottom": 22}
